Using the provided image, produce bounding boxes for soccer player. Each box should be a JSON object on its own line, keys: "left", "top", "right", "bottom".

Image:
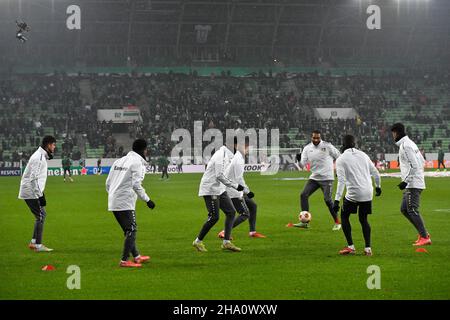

{"left": 158, "top": 156, "right": 170, "bottom": 179}
{"left": 106, "top": 139, "right": 156, "bottom": 268}
{"left": 18, "top": 136, "right": 56, "bottom": 252}
{"left": 437, "top": 147, "right": 446, "bottom": 171}
{"left": 218, "top": 138, "right": 265, "bottom": 239}
{"left": 391, "top": 123, "right": 431, "bottom": 246}
{"left": 333, "top": 135, "right": 381, "bottom": 256}
{"left": 176, "top": 156, "right": 183, "bottom": 173}
{"left": 62, "top": 155, "right": 74, "bottom": 182}
{"left": 295, "top": 130, "right": 341, "bottom": 230}
{"left": 193, "top": 140, "right": 245, "bottom": 252}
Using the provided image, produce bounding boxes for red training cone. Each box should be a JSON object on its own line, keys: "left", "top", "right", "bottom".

{"left": 41, "top": 265, "right": 55, "bottom": 271}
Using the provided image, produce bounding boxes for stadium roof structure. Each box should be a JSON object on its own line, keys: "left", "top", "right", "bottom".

{"left": 0, "top": 0, "right": 449, "bottom": 69}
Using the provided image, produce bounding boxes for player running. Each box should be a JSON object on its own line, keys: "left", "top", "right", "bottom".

{"left": 333, "top": 135, "right": 381, "bottom": 256}
{"left": 218, "top": 138, "right": 265, "bottom": 239}
{"left": 193, "top": 139, "right": 245, "bottom": 252}
{"left": 391, "top": 123, "right": 431, "bottom": 246}
{"left": 62, "top": 155, "right": 74, "bottom": 182}
{"left": 18, "top": 136, "right": 56, "bottom": 252}
{"left": 106, "top": 139, "right": 156, "bottom": 268}
{"left": 294, "top": 130, "right": 341, "bottom": 230}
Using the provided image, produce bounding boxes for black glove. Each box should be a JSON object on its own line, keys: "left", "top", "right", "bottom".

{"left": 146, "top": 199, "right": 156, "bottom": 210}
{"left": 247, "top": 191, "right": 255, "bottom": 199}
{"left": 398, "top": 181, "right": 407, "bottom": 190}
{"left": 375, "top": 187, "right": 382, "bottom": 197}
{"left": 236, "top": 184, "right": 245, "bottom": 191}
{"left": 333, "top": 200, "right": 340, "bottom": 214}
{"left": 39, "top": 194, "right": 46, "bottom": 207}
{"left": 295, "top": 153, "right": 301, "bottom": 162}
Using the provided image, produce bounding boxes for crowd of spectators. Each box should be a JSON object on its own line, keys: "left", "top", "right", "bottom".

{"left": 1, "top": 69, "right": 449, "bottom": 164}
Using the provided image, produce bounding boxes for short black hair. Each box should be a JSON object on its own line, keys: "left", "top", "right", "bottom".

{"left": 41, "top": 136, "right": 56, "bottom": 148}
{"left": 391, "top": 123, "right": 405, "bottom": 135}
{"left": 312, "top": 130, "right": 321, "bottom": 135}
{"left": 342, "top": 134, "right": 356, "bottom": 149}
{"left": 132, "top": 139, "right": 148, "bottom": 153}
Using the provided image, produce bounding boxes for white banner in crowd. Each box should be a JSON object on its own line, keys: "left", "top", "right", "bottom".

{"left": 43, "top": 159, "right": 266, "bottom": 175}
{"left": 97, "top": 106, "right": 142, "bottom": 123}
{"left": 146, "top": 165, "right": 206, "bottom": 174}
{"left": 146, "top": 164, "right": 265, "bottom": 174}
{"left": 314, "top": 108, "right": 357, "bottom": 120}
{"left": 9, "top": 154, "right": 450, "bottom": 178}
{"left": 46, "top": 158, "right": 118, "bottom": 167}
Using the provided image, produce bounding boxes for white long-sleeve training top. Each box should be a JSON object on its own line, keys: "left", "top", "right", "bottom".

{"left": 18, "top": 147, "right": 49, "bottom": 200}
{"left": 198, "top": 145, "right": 238, "bottom": 196}
{"left": 396, "top": 136, "right": 425, "bottom": 189}
{"left": 335, "top": 148, "right": 381, "bottom": 202}
{"left": 106, "top": 151, "right": 150, "bottom": 211}
{"left": 225, "top": 150, "right": 250, "bottom": 199}
{"left": 300, "top": 140, "right": 340, "bottom": 181}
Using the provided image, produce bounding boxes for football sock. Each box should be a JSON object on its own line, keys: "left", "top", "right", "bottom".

{"left": 33, "top": 207, "right": 46, "bottom": 245}
{"left": 410, "top": 214, "right": 428, "bottom": 238}
{"left": 326, "top": 200, "right": 338, "bottom": 222}
{"left": 197, "top": 197, "right": 220, "bottom": 240}
{"left": 402, "top": 211, "right": 428, "bottom": 238}
{"left": 359, "top": 212, "right": 371, "bottom": 248}
{"left": 341, "top": 211, "right": 353, "bottom": 246}
{"left": 232, "top": 214, "right": 247, "bottom": 228}
{"left": 122, "top": 230, "right": 136, "bottom": 262}
{"left": 245, "top": 198, "right": 258, "bottom": 233}
{"left": 224, "top": 211, "right": 235, "bottom": 240}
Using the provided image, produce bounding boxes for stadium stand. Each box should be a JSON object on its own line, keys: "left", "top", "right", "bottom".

{"left": 1, "top": 69, "right": 449, "bottom": 163}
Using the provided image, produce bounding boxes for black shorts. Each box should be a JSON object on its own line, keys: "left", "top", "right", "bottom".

{"left": 342, "top": 198, "right": 372, "bottom": 215}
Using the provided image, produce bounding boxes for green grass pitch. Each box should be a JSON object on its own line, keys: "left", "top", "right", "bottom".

{"left": 1, "top": 171, "right": 449, "bottom": 299}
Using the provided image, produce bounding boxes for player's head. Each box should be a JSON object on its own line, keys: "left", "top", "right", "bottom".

{"left": 132, "top": 139, "right": 148, "bottom": 159}
{"left": 311, "top": 130, "right": 321, "bottom": 146}
{"left": 391, "top": 122, "right": 406, "bottom": 142}
{"left": 234, "top": 136, "right": 250, "bottom": 156}
{"left": 341, "top": 135, "right": 356, "bottom": 152}
{"left": 41, "top": 136, "right": 56, "bottom": 156}
{"left": 231, "top": 129, "right": 250, "bottom": 155}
